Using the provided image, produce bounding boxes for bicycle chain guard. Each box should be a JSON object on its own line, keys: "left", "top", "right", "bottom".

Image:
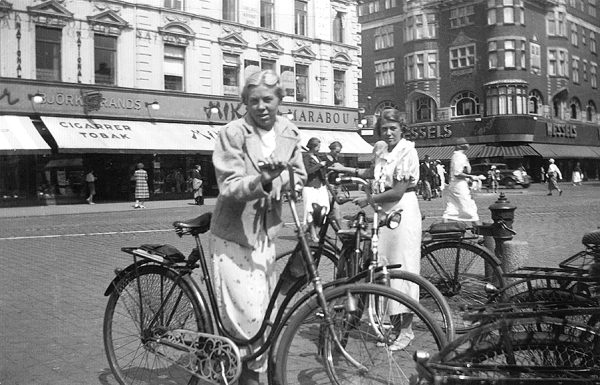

{"left": 149, "top": 329, "right": 242, "bottom": 384}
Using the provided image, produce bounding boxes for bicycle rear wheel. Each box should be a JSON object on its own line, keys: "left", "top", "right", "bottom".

{"left": 273, "top": 283, "right": 446, "bottom": 385}
{"left": 420, "top": 240, "right": 504, "bottom": 333}
{"left": 104, "top": 264, "right": 210, "bottom": 385}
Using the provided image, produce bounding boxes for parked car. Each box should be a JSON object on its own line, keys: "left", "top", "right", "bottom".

{"left": 470, "top": 163, "right": 531, "bottom": 189}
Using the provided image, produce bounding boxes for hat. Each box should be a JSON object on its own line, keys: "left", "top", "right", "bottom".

{"left": 491, "top": 165, "right": 496, "bottom": 169}
{"left": 549, "top": 158, "right": 555, "bottom": 163}
{"left": 455, "top": 137, "right": 468, "bottom": 146}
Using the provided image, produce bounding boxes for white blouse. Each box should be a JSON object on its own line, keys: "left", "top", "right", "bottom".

{"left": 373, "top": 138, "right": 419, "bottom": 192}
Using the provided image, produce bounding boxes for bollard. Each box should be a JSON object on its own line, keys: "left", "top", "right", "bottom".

{"left": 498, "top": 240, "right": 529, "bottom": 285}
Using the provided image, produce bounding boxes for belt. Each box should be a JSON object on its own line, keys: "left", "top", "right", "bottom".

{"left": 384, "top": 187, "right": 416, "bottom": 193}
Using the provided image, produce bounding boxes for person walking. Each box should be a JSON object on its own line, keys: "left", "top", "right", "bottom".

{"left": 85, "top": 169, "right": 97, "bottom": 204}
{"left": 330, "top": 108, "right": 421, "bottom": 351}
{"left": 572, "top": 162, "right": 583, "bottom": 186}
{"left": 487, "top": 165, "right": 499, "bottom": 193}
{"left": 442, "top": 137, "right": 480, "bottom": 224}
{"left": 132, "top": 162, "right": 149, "bottom": 208}
{"left": 435, "top": 160, "right": 446, "bottom": 194}
{"left": 302, "top": 137, "right": 330, "bottom": 225}
{"left": 191, "top": 164, "right": 204, "bottom": 205}
{"left": 419, "top": 155, "right": 433, "bottom": 201}
{"left": 209, "top": 70, "right": 306, "bottom": 385}
{"left": 546, "top": 158, "right": 563, "bottom": 196}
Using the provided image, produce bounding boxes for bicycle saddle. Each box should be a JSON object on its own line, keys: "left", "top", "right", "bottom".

{"left": 173, "top": 212, "right": 212, "bottom": 233}
{"left": 428, "top": 221, "right": 468, "bottom": 234}
{"left": 582, "top": 229, "right": 600, "bottom": 247}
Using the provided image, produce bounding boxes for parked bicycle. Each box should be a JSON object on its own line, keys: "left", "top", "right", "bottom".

{"left": 103, "top": 166, "right": 447, "bottom": 385}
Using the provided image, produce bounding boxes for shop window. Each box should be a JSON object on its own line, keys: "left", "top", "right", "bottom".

{"left": 451, "top": 91, "right": 480, "bottom": 117}
{"left": 570, "top": 97, "right": 581, "bottom": 119}
{"left": 295, "top": 0, "right": 308, "bottom": 36}
{"left": 333, "top": 70, "right": 345, "bottom": 106}
{"left": 223, "top": 54, "right": 240, "bottom": 95}
{"left": 374, "top": 25, "right": 394, "bottom": 50}
{"left": 164, "top": 0, "right": 183, "bottom": 10}
{"left": 36, "top": 26, "right": 62, "bottom": 81}
{"left": 528, "top": 90, "right": 543, "bottom": 114}
{"left": 375, "top": 58, "right": 395, "bottom": 87}
{"left": 164, "top": 45, "right": 185, "bottom": 91}
{"left": 223, "top": 0, "right": 237, "bottom": 21}
{"left": 260, "top": 0, "right": 274, "bottom": 29}
{"left": 295, "top": 63, "right": 309, "bottom": 102}
{"left": 587, "top": 100, "right": 597, "bottom": 121}
{"left": 333, "top": 11, "right": 344, "bottom": 43}
{"left": 94, "top": 34, "right": 116, "bottom": 85}
{"left": 450, "top": 44, "right": 475, "bottom": 69}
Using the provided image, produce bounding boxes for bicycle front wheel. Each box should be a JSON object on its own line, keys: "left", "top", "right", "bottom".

{"left": 421, "top": 240, "right": 504, "bottom": 333}
{"left": 104, "top": 264, "right": 210, "bottom": 385}
{"left": 273, "top": 283, "right": 446, "bottom": 385}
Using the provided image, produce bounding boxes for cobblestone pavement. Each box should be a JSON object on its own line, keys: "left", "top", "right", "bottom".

{"left": 0, "top": 181, "right": 598, "bottom": 384}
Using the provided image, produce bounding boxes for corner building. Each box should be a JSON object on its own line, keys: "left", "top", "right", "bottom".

{"left": 358, "top": 0, "right": 600, "bottom": 182}
{"left": 0, "top": 0, "right": 368, "bottom": 206}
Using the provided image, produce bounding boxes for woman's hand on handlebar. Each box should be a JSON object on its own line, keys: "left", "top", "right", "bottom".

{"left": 353, "top": 196, "right": 369, "bottom": 208}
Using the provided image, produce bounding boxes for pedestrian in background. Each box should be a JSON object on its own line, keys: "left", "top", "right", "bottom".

{"left": 419, "top": 155, "right": 433, "bottom": 201}
{"left": 132, "top": 162, "right": 149, "bottom": 208}
{"left": 209, "top": 69, "right": 306, "bottom": 385}
{"left": 302, "top": 137, "right": 329, "bottom": 225}
{"left": 443, "top": 137, "right": 480, "bottom": 224}
{"left": 546, "top": 158, "right": 563, "bottom": 196}
{"left": 435, "top": 160, "right": 446, "bottom": 194}
{"left": 191, "top": 164, "right": 204, "bottom": 205}
{"left": 540, "top": 166, "right": 546, "bottom": 183}
{"left": 85, "top": 169, "right": 97, "bottom": 204}
{"left": 572, "top": 162, "right": 583, "bottom": 186}
{"left": 330, "top": 108, "right": 421, "bottom": 351}
{"left": 487, "top": 165, "right": 499, "bottom": 193}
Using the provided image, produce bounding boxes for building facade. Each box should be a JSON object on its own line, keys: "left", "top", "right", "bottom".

{"left": 358, "top": 0, "right": 600, "bottom": 181}
{"left": 0, "top": 0, "right": 366, "bottom": 205}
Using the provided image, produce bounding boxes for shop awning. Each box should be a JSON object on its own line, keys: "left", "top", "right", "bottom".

{"left": 0, "top": 115, "right": 51, "bottom": 154}
{"left": 299, "top": 129, "right": 373, "bottom": 155}
{"left": 416, "top": 146, "right": 456, "bottom": 161}
{"left": 529, "top": 143, "right": 600, "bottom": 159}
{"left": 470, "top": 144, "right": 539, "bottom": 159}
{"left": 40, "top": 116, "right": 220, "bottom": 154}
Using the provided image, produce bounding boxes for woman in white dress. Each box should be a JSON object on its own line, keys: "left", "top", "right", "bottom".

{"left": 330, "top": 108, "right": 421, "bottom": 351}
{"left": 442, "top": 137, "right": 480, "bottom": 224}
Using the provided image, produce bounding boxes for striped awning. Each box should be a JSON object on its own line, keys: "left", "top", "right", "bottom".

{"left": 529, "top": 143, "right": 600, "bottom": 159}
{"left": 470, "top": 144, "right": 539, "bottom": 159}
{"left": 416, "top": 146, "right": 456, "bottom": 161}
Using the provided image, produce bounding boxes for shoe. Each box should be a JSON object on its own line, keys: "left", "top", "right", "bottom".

{"left": 377, "top": 330, "right": 414, "bottom": 351}
{"left": 559, "top": 190, "right": 563, "bottom": 196}
{"left": 547, "top": 193, "right": 552, "bottom": 196}
{"left": 134, "top": 204, "right": 140, "bottom": 209}
{"left": 89, "top": 202, "right": 95, "bottom": 205}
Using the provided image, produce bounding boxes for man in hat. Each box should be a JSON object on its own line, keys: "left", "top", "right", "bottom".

{"left": 546, "top": 158, "right": 563, "bottom": 196}
{"left": 442, "top": 137, "right": 479, "bottom": 224}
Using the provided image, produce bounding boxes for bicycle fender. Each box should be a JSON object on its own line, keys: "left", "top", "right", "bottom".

{"left": 103, "top": 260, "right": 151, "bottom": 296}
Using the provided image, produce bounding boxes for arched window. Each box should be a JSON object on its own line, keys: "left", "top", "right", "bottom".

{"left": 374, "top": 100, "right": 401, "bottom": 118}
{"left": 569, "top": 97, "right": 581, "bottom": 120}
{"left": 587, "top": 100, "right": 597, "bottom": 122}
{"left": 450, "top": 91, "right": 480, "bottom": 117}
{"left": 410, "top": 94, "right": 436, "bottom": 123}
{"left": 528, "top": 89, "right": 543, "bottom": 114}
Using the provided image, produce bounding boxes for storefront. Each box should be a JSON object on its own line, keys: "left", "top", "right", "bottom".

{"left": 0, "top": 78, "right": 370, "bottom": 205}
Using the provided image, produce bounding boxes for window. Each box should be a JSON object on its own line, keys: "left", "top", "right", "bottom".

{"left": 569, "top": 97, "right": 581, "bottom": 119}
{"left": 451, "top": 91, "right": 480, "bottom": 117}
{"left": 548, "top": 48, "right": 569, "bottom": 76}
{"left": 488, "top": 0, "right": 524, "bottom": 25}
{"left": 488, "top": 41, "right": 498, "bottom": 69}
{"left": 405, "top": 51, "right": 437, "bottom": 80}
{"left": 591, "top": 32, "right": 597, "bottom": 54}
{"left": 384, "top": 0, "right": 397, "bottom": 9}
{"left": 164, "top": 0, "right": 183, "bottom": 10}
{"left": 375, "top": 58, "right": 395, "bottom": 87}
{"left": 528, "top": 89, "right": 543, "bottom": 114}
{"left": 414, "top": 96, "right": 434, "bottom": 122}
{"left": 589, "top": 0, "right": 597, "bottom": 17}
{"left": 223, "top": 55, "right": 240, "bottom": 96}
{"left": 587, "top": 100, "right": 597, "bottom": 121}
{"left": 450, "top": 44, "right": 475, "bottom": 69}
{"left": 260, "top": 0, "right": 274, "bottom": 29}
{"left": 261, "top": 58, "right": 275, "bottom": 71}
{"left": 244, "top": 59, "right": 260, "bottom": 80}
{"left": 295, "top": 64, "right": 308, "bottom": 102}
{"left": 504, "top": 40, "right": 516, "bottom": 68}
{"left": 36, "top": 26, "right": 61, "bottom": 81}
{"left": 333, "top": 70, "right": 345, "bottom": 106}
{"left": 295, "top": 0, "right": 308, "bottom": 36}
{"left": 591, "top": 63, "right": 598, "bottom": 88}
{"left": 333, "top": 12, "right": 344, "bottom": 43}
{"left": 571, "top": 23, "right": 578, "bottom": 46}
{"left": 485, "top": 84, "right": 527, "bottom": 116}
{"left": 450, "top": 5, "right": 475, "bottom": 28}
{"left": 374, "top": 25, "right": 394, "bottom": 50}
{"left": 583, "top": 60, "right": 588, "bottom": 81}
{"left": 164, "top": 45, "right": 184, "bottom": 91}
{"left": 280, "top": 65, "right": 295, "bottom": 98}
{"left": 573, "top": 57, "right": 580, "bottom": 83}
{"left": 223, "top": 0, "right": 237, "bottom": 21}
{"left": 405, "top": 13, "right": 436, "bottom": 41}
{"left": 583, "top": 28, "right": 587, "bottom": 45}
{"left": 547, "top": 10, "right": 566, "bottom": 36}
{"left": 530, "top": 42, "right": 541, "bottom": 71}
{"left": 94, "top": 34, "right": 116, "bottom": 85}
